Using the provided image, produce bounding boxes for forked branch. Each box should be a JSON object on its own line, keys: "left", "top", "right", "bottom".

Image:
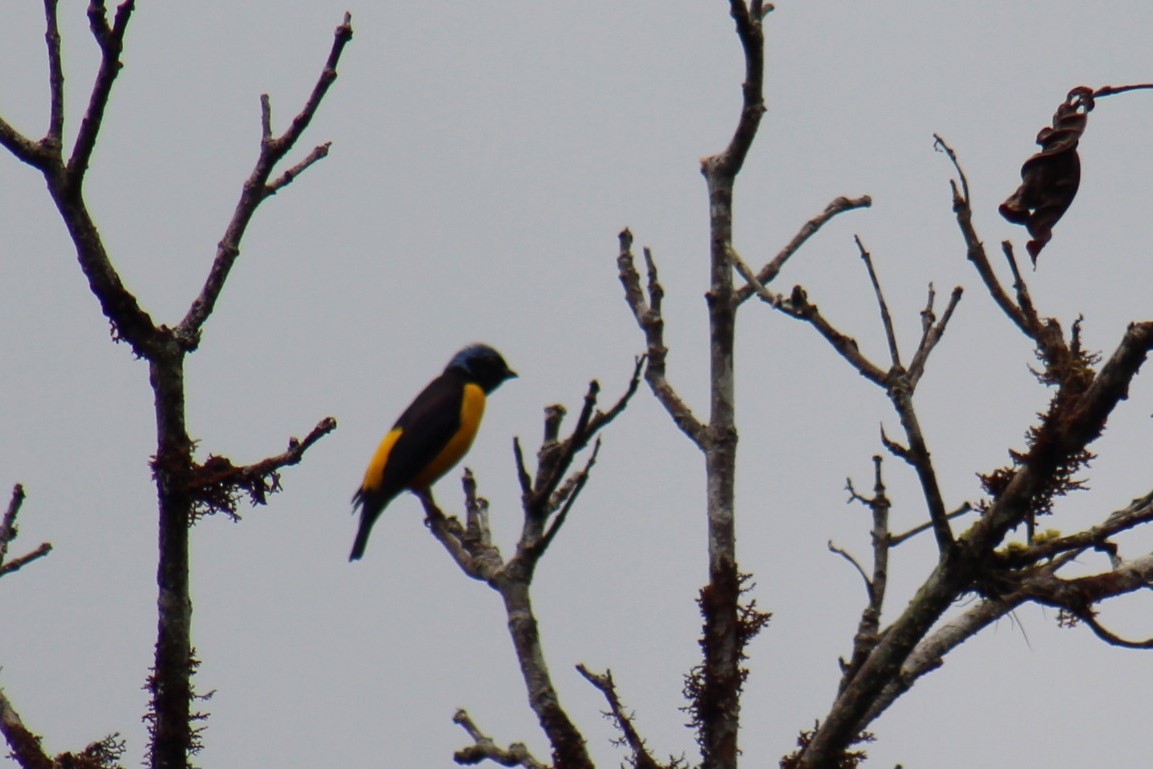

{"left": 618, "top": 230, "right": 708, "bottom": 446}
{"left": 0, "top": 485, "right": 52, "bottom": 578}
{"left": 178, "top": 13, "right": 354, "bottom": 347}
{"left": 453, "top": 709, "right": 547, "bottom": 769}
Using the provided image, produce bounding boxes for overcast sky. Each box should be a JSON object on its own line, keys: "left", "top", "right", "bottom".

{"left": 2, "top": 2, "right": 1153, "bottom": 767}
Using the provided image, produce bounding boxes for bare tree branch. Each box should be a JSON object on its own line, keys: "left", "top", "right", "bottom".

{"left": 0, "top": 683, "right": 53, "bottom": 769}
{"left": 181, "top": 417, "right": 338, "bottom": 520}
{"left": 999, "top": 241, "right": 1039, "bottom": 323}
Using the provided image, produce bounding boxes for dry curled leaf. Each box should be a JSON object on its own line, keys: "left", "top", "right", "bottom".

{"left": 999, "top": 86, "right": 1095, "bottom": 264}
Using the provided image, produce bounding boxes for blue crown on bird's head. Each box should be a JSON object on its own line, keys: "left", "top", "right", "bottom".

{"left": 448, "top": 344, "right": 517, "bottom": 393}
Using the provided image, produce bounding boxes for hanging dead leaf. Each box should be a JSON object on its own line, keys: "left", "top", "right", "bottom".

{"left": 999, "top": 86, "right": 1095, "bottom": 265}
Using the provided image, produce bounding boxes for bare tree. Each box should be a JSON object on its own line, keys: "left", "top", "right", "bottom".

{"left": 0, "top": 4, "right": 346, "bottom": 768}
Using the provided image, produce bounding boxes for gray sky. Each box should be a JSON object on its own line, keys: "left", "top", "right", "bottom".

{"left": 2, "top": 2, "right": 1153, "bottom": 767}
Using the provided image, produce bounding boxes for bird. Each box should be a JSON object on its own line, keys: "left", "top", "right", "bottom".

{"left": 349, "top": 344, "right": 517, "bottom": 561}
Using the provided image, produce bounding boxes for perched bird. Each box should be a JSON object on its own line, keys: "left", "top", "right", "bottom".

{"left": 349, "top": 344, "right": 516, "bottom": 561}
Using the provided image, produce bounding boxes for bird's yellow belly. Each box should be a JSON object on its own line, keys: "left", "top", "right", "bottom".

{"left": 411, "top": 383, "right": 486, "bottom": 488}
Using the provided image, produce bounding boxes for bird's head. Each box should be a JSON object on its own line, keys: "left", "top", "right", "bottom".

{"left": 448, "top": 344, "right": 517, "bottom": 393}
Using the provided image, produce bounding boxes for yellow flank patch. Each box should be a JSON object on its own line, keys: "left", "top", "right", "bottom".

{"left": 362, "top": 427, "right": 403, "bottom": 491}
{"left": 412, "top": 383, "right": 486, "bottom": 488}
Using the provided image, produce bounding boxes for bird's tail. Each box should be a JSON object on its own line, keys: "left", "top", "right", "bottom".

{"left": 349, "top": 487, "right": 394, "bottom": 561}
{"left": 345, "top": 504, "right": 378, "bottom": 564}
{"left": 349, "top": 516, "right": 373, "bottom": 561}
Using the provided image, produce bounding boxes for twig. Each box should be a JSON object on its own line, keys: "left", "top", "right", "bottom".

{"left": 69, "top": 0, "right": 135, "bottom": 181}
{"left": 177, "top": 417, "right": 337, "bottom": 520}
{"left": 889, "top": 503, "right": 972, "bottom": 546}
{"left": 267, "top": 141, "right": 332, "bottom": 194}
{"left": 576, "top": 665, "right": 665, "bottom": 769}
{"left": 779, "top": 286, "right": 889, "bottom": 387}
{"left": 420, "top": 492, "right": 486, "bottom": 582}
{"left": 828, "top": 541, "right": 872, "bottom": 600}
{"left": 617, "top": 230, "right": 707, "bottom": 446}
{"left": 836, "top": 456, "right": 892, "bottom": 694}
{"left": 856, "top": 236, "right": 901, "bottom": 368}
{"left": 0, "top": 485, "right": 52, "bottom": 577}
{"left": 517, "top": 361, "right": 642, "bottom": 556}
{"left": 934, "top": 134, "right": 1034, "bottom": 337}
{"left": 729, "top": 244, "right": 785, "bottom": 307}
{"left": 1000, "top": 241, "right": 1039, "bottom": 323}
{"left": 887, "top": 380, "right": 955, "bottom": 551}
{"left": 222, "top": 416, "right": 336, "bottom": 485}
{"left": 906, "top": 285, "right": 963, "bottom": 390}
{"left": 0, "top": 544, "right": 54, "bottom": 579}
{"left": 512, "top": 438, "right": 534, "bottom": 497}
{"left": 44, "top": 0, "right": 64, "bottom": 147}
{"left": 733, "top": 195, "right": 872, "bottom": 305}
{"left": 536, "top": 440, "right": 601, "bottom": 556}
{"left": 452, "top": 709, "right": 547, "bottom": 769}
{"left": 461, "top": 469, "right": 496, "bottom": 552}
{"left": 0, "top": 484, "right": 26, "bottom": 566}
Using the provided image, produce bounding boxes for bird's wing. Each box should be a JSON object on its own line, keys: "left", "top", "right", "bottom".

{"left": 376, "top": 372, "right": 465, "bottom": 492}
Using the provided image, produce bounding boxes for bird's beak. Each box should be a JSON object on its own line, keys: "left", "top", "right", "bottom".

{"left": 507, "top": 369, "right": 519, "bottom": 379}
